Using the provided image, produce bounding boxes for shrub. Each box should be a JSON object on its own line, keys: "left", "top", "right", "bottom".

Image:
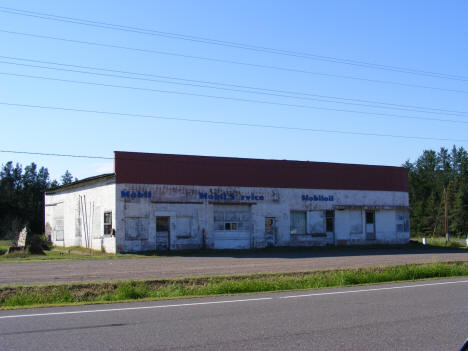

{"left": 27, "top": 235, "right": 46, "bottom": 255}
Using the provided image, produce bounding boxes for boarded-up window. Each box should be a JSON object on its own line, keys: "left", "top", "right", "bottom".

{"left": 396, "top": 212, "right": 410, "bottom": 232}
{"left": 54, "top": 219, "right": 64, "bottom": 241}
{"left": 309, "top": 211, "right": 324, "bottom": 233}
{"left": 348, "top": 210, "right": 363, "bottom": 234}
{"left": 176, "top": 216, "right": 191, "bottom": 237}
{"left": 125, "top": 218, "right": 149, "bottom": 240}
{"left": 290, "top": 211, "right": 306, "bottom": 234}
{"left": 54, "top": 202, "right": 64, "bottom": 241}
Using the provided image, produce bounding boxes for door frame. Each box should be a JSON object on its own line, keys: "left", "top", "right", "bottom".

{"left": 264, "top": 216, "right": 277, "bottom": 246}
{"left": 365, "top": 210, "right": 376, "bottom": 240}
{"left": 155, "top": 211, "right": 176, "bottom": 250}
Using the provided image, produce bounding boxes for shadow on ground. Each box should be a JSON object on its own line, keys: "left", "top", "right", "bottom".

{"left": 132, "top": 242, "right": 467, "bottom": 259}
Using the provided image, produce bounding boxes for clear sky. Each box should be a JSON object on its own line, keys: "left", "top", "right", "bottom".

{"left": 1, "top": 1, "right": 468, "bottom": 181}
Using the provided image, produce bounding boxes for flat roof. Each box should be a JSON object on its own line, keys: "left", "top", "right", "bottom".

{"left": 114, "top": 151, "right": 408, "bottom": 192}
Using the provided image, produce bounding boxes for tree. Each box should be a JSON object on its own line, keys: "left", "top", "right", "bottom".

{"left": 405, "top": 145, "right": 468, "bottom": 237}
{"left": 0, "top": 161, "right": 65, "bottom": 238}
{"left": 61, "top": 170, "right": 74, "bottom": 185}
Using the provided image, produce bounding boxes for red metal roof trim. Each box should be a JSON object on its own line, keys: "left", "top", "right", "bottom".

{"left": 114, "top": 151, "right": 408, "bottom": 192}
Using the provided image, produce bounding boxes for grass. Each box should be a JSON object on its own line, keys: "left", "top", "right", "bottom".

{"left": 412, "top": 236, "right": 467, "bottom": 249}
{"left": 0, "top": 240, "right": 12, "bottom": 256}
{"left": 0, "top": 236, "right": 465, "bottom": 263}
{"left": 0, "top": 246, "right": 142, "bottom": 262}
{"left": 1, "top": 261, "right": 468, "bottom": 309}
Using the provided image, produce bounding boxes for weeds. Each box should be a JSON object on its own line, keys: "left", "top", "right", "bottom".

{"left": 1, "top": 261, "right": 468, "bottom": 308}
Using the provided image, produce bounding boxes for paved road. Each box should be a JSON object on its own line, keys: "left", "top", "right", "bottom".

{"left": 1, "top": 278, "right": 467, "bottom": 350}
{"left": 0, "top": 248, "right": 467, "bottom": 285}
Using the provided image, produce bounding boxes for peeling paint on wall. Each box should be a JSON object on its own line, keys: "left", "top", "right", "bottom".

{"left": 46, "top": 180, "right": 410, "bottom": 254}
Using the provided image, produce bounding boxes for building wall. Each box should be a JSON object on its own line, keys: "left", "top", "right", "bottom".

{"left": 115, "top": 183, "right": 409, "bottom": 252}
{"left": 45, "top": 180, "right": 116, "bottom": 253}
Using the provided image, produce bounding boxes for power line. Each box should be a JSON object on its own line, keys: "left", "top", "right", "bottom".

{"left": 1, "top": 101, "right": 467, "bottom": 143}
{"left": 2, "top": 55, "right": 468, "bottom": 118}
{"left": 1, "top": 5, "right": 467, "bottom": 82}
{"left": 3, "top": 71, "right": 468, "bottom": 125}
{"left": 0, "top": 150, "right": 112, "bottom": 160}
{"left": 2, "top": 29, "right": 468, "bottom": 96}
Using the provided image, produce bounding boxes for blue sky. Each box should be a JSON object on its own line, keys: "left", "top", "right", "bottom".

{"left": 1, "top": 1, "right": 468, "bottom": 180}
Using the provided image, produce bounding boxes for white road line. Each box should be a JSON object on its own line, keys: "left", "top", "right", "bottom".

{"left": 1, "top": 279, "right": 467, "bottom": 320}
{"left": 280, "top": 279, "right": 468, "bottom": 299}
{"left": 0, "top": 297, "right": 273, "bottom": 319}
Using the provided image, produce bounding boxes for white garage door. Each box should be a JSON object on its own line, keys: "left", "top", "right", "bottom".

{"left": 213, "top": 205, "right": 251, "bottom": 249}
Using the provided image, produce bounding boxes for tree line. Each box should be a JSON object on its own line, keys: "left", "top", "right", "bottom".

{"left": 1, "top": 146, "right": 467, "bottom": 241}
{"left": 403, "top": 145, "right": 468, "bottom": 237}
{"left": 0, "top": 161, "right": 76, "bottom": 241}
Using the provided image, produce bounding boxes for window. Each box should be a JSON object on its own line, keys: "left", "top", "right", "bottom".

{"left": 366, "top": 211, "right": 375, "bottom": 224}
{"left": 396, "top": 212, "right": 410, "bottom": 233}
{"left": 290, "top": 211, "right": 306, "bottom": 234}
{"left": 326, "top": 210, "right": 334, "bottom": 232}
{"left": 265, "top": 217, "right": 275, "bottom": 231}
{"left": 156, "top": 216, "right": 170, "bottom": 233}
{"left": 54, "top": 218, "right": 64, "bottom": 241}
{"left": 104, "top": 212, "right": 112, "bottom": 235}
{"left": 214, "top": 208, "right": 250, "bottom": 232}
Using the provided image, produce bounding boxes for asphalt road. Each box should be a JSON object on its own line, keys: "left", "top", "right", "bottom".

{"left": 0, "top": 248, "right": 467, "bottom": 285}
{"left": 1, "top": 278, "right": 467, "bottom": 350}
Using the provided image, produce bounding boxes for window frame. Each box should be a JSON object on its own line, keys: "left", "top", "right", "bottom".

{"left": 290, "top": 210, "right": 307, "bottom": 235}
{"left": 156, "top": 216, "right": 170, "bottom": 233}
{"left": 325, "top": 210, "right": 334, "bottom": 233}
{"left": 214, "top": 209, "right": 250, "bottom": 232}
{"left": 366, "top": 211, "right": 375, "bottom": 225}
{"left": 265, "top": 217, "right": 275, "bottom": 232}
{"left": 103, "top": 211, "right": 112, "bottom": 235}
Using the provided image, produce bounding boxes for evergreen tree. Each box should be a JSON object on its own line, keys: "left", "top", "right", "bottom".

{"left": 405, "top": 145, "right": 468, "bottom": 237}
{"left": 61, "top": 170, "right": 74, "bottom": 185}
{"left": 0, "top": 161, "right": 70, "bottom": 239}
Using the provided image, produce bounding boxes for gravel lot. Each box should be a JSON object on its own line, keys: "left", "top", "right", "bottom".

{"left": 1, "top": 248, "right": 467, "bottom": 285}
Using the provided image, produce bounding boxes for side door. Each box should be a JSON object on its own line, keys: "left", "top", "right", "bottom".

{"left": 265, "top": 217, "right": 277, "bottom": 247}
{"left": 156, "top": 216, "right": 170, "bottom": 250}
{"left": 365, "top": 211, "right": 376, "bottom": 240}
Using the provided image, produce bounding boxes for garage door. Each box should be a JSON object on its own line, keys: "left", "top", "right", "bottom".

{"left": 213, "top": 205, "right": 251, "bottom": 249}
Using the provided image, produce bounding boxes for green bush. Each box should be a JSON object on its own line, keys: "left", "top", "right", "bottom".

{"left": 27, "top": 235, "right": 45, "bottom": 255}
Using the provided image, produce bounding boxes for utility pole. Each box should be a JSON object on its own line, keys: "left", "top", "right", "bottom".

{"left": 444, "top": 187, "right": 449, "bottom": 244}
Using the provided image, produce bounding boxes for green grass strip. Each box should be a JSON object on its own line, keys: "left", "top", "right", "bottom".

{"left": 1, "top": 261, "right": 468, "bottom": 309}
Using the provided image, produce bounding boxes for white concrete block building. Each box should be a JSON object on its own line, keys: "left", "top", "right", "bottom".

{"left": 45, "top": 151, "right": 410, "bottom": 253}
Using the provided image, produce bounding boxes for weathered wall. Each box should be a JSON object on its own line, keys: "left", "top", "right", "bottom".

{"left": 44, "top": 179, "right": 116, "bottom": 253}
{"left": 115, "top": 183, "right": 409, "bottom": 252}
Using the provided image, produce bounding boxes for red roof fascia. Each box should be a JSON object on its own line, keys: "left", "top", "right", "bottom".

{"left": 114, "top": 151, "right": 408, "bottom": 192}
